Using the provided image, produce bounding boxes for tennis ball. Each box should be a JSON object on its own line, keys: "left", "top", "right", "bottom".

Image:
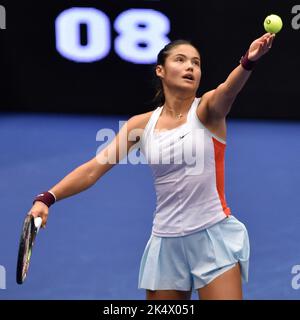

{"left": 264, "top": 14, "right": 283, "bottom": 34}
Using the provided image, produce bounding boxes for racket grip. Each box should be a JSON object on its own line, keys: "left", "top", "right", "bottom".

{"left": 34, "top": 217, "right": 43, "bottom": 231}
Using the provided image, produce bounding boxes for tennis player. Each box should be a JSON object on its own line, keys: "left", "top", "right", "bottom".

{"left": 29, "top": 33, "right": 275, "bottom": 300}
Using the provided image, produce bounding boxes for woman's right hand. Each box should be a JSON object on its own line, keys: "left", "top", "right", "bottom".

{"left": 28, "top": 201, "right": 49, "bottom": 228}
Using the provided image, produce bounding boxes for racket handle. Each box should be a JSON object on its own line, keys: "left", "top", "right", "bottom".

{"left": 34, "top": 217, "right": 43, "bottom": 231}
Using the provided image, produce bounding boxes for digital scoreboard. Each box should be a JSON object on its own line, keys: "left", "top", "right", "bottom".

{"left": 1, "top": 1, "right": 299, "bottom": 119}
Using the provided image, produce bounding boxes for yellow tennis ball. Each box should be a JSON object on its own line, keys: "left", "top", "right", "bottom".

{"left": 264, "top": 14, "right": 283, "bottom": 34}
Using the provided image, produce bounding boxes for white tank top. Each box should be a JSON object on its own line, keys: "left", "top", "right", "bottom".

{"left": 139, "top": 97, "right": 231, "bottom": 237}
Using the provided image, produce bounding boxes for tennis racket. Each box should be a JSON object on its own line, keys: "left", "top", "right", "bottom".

{"left": 16, "top": 215, "right": 42, "bottom": 284}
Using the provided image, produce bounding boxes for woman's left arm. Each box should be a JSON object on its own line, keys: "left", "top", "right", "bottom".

{"left": 206, "top": 33, "right": 276, "bottom": 119}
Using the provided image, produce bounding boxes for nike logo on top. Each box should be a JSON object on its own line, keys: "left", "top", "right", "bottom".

{"left": 179, "top": 132, "right": 190, "bottom": 139}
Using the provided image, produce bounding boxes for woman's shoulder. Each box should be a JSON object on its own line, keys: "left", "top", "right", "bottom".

{"left": 127, "top": 109, "right": 156, "bottom": 130}
{"left": 196, "top": 91, "right": 216, "bottom": 124}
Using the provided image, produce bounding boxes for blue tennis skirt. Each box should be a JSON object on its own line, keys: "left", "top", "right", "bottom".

{"left": 138, "top": 215, "right": 250, "bottom": 291}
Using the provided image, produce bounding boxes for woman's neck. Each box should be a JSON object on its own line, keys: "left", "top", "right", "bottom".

{"left": 162, "top": 90, "right": 195, "bottom": 119}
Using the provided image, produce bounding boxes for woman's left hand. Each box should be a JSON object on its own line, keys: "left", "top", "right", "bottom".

{"left": 248, "top": 33, "right": 276, "bottom": 61}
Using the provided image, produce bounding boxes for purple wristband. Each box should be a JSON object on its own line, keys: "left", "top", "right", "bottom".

{"left": 240, "top": 50, "right": 256, "bottom": 71}
{"left": 33, "top": 191, "right": 56, "bottom": 207}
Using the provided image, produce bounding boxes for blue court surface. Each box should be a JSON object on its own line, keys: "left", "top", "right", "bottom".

{"left": 0, "top": 113, "right": 299, "bottom": 300}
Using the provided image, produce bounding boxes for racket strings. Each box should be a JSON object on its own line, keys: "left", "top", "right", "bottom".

{"left": 18, "top": 217, "right": 36, "bottom": 283}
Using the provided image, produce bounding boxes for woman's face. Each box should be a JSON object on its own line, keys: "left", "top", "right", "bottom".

{"left": 156, "top": 44, "right": 201, "bottom": 94}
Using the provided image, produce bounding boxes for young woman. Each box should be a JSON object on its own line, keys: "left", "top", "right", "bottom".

{"left": 29, "top": 33, "right": 275, "bottom": 300}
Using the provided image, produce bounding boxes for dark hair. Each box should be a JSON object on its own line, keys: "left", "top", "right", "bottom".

{"left": 153, "top": 40, "right": 200, "bottom": 107}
